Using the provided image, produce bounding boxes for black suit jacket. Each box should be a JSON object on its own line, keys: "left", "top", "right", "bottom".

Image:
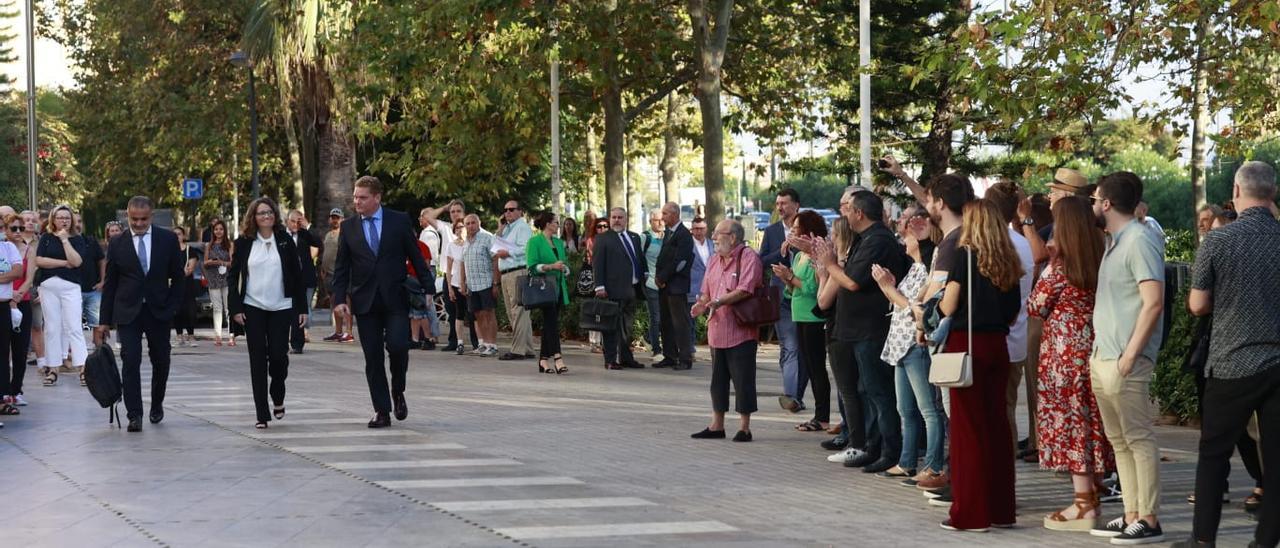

{"left": 331, "top": 208, "right": 431, "bottom": 315}
{"left": 101, "top": 227, "right": 185, "bottom": 325}
{"left": 655, "top": 223, "right": 693, "bottom": 295}
{"left": 226, "top": 230, "right": 308, "bottom": 316}
{"left": 287, "top": 228, "right": 322, "bottom": 289}
{"left": 591, "top": 229, "right": 645, "bottom": 301}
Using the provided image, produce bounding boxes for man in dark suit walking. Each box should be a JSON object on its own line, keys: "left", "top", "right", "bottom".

{"left": 655, "top": 202, "right": 695, "bottom": 370}
{"left": 98, "top": 196, "right": 185, "bottom": 433}
{"left": 592, "top": 207, "right": 646, "bottom": 371}
{"left": 332, "top": 176, "right": 432, "bottom": 428}
{"left": 286, "top": 209, "right": 323, "bottom": 354}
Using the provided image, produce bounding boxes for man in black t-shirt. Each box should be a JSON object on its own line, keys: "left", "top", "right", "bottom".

{"left": 73, "top": 214, "right": 107, "bottom": 336}
{"left": 815, "top": 189, "right": 909, "bottom": 474}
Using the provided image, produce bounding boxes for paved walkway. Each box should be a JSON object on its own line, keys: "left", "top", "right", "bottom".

{"left": 0, "top": 327, "right": 1263, "bottom": 547}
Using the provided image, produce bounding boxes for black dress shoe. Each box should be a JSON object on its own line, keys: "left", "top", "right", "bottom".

{"left": 862, "top": 457, "right": 896, "bottom": 474}
{"left": 606, "top": 363, "right": 624, "bottom": 370}
{"left": 732, "top": 430, "right": 753, "bottom": 442}
{"left": 821, "top": 436, "right": 849, "bottom": 451}
{"left": 393, "top": 393, "right": 408, "bottom": 421}
{"left": 621, "top": 361, "right": 645, "bottom": 369}
{"left": 524, "top": 353, "right": 536, "bottom": 359}
{"left": 127, "top": 417, "right": 142, "bottom": 432}
{"left": 149, "top": 407, "right": 164, "bottom": 424}
{"left": 843, "top": 451, "right": 879, "bottom": 468}
{"left": 691, "top": 428, "right": 726, "bottom": 439}
{"left": 652, "top": 360, "right": 674, "bottom": 368}
{"left": 367, "top": 413, "right": 391, "bottom": 428}
{"left": 423, "top": 340, "right": 436, "bottom": 351}
{"left": 439, "top": 344, "right": 458, "bottom": 352}
{"left": 290, "top": 348, "right": 304, "bottom": 355}
{"left": 671, "top": 363, "right": 692, "bottom": 371}
{"left": 498, "top": 352, "right": 526, "bottom": 361}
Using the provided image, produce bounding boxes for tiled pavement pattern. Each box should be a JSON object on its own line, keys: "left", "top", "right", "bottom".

{"left": 0, "top": 327, "right": 1263, "bottom": 547}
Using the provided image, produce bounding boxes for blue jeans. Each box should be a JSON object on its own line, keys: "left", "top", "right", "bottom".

{"left": 643, "top": 286, "right": 661, "bottom": 354}
{"left": 896, "top": 345, "right": 947, "bottom": 472}
{"left": 776, "top": 304, "right": 806, "bottom": 403}
{"left": 855, "top": 338, "right": 901, "bottom": 460}
{"left": 82, "top": 290, "right": 102, "bottom": 327}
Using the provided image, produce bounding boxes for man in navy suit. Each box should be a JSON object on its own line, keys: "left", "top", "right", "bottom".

{"left": 655, "top": 202, "right": 695, "bottom": 370}
{"left": 332, "top": 176, "right": 432, "bottom": 428}
{"left": 686, "top": 217, "right": 715, "bottom": 359}
{"left": 758, "top": 188, "right": 807, "bottom": 412}
{"left": 99, "top": 196, "right": 186, "bottom": 432}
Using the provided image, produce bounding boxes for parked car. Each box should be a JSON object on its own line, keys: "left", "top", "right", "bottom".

{"left": 752, "top": 211, "right": 772, "bottom": 231}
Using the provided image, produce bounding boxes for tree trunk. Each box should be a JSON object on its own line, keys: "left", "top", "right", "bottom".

{"left": 603, "top": 88, "right": 626, "bottom": 212}
{"left": 625, "top": 132, "right": 642, "bottom": 232}
{"left": 316, "top": 117, "right": 354, "bottom": 229}
{"left": 688, "top": 0, "right": 733, "bottom": 227}
{"left": 660, "top": 92, "right": 679, "bottom": 204}
{"left": 286, "top": 114, "right": 306, "bottom": 213}
{"left": 1190, "top": 13, "right": 1210, "bottom": 218}
{"left": 586, "top": 121, "right": 600, "bottom": 213}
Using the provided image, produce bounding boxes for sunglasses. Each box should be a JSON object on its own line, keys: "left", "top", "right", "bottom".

{"left": 504, "top": 207, "right": 519, "bottom": 213}
{"left": 595, "top": 224, "right": 609, "bottom": 229}
{"left": 8, "top": 226, "right": 20, "bottom": 232}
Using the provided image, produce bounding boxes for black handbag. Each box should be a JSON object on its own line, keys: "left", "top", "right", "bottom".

{"left": 517, "top": 274, "right": 558, "bottom": 309}
{"left": 579, "top": 298, "right": 620, "bottom": 332}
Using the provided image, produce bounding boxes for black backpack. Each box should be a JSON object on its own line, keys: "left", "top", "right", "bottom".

{"left": 84, "top": 344, "right": 123, "bottom": 427}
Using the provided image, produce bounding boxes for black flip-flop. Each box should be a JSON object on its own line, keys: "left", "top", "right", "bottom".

{"left": 795, "top": 419, "right": 824, "bottom": 432}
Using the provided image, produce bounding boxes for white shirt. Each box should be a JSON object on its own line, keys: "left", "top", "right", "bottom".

{"left": 693, "top": 237, "right": 711, "bottom": 267}
{"left": 0, "top": 241, "right": 21, "bottom": 300}
{"left": 447, "top": 238, "right": 465, "bottom": 288}
{"left": 1006, "top": 227, "right": 1034, "bottom": 363}
{"left": 419, "top": 226, "right": 441, "bottom": 268}
{"left": 132, "top": 228, "right": 153, "bottom": 273}
{"left": 244, "top": 233, "right": 292, "bottom": 312}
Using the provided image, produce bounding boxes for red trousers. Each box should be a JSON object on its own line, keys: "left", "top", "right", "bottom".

{"left": 945, "top": 330, "right": 1017, "bottom": 529}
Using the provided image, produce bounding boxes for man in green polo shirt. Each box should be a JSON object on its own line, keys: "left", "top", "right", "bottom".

{"left": 1089, "top": 171, "right": 1166, "bottom": 545}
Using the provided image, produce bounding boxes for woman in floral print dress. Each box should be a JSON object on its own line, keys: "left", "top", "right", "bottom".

{"left": 1027, "top": 196, "right": 1115, "bottom": 532}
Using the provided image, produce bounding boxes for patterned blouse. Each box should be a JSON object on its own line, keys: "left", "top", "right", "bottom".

{"left": 205, "top": 241, "right": 231, "bottom": 289}
{"left": 880, "top": 261, "right": 928, "bottom": 365}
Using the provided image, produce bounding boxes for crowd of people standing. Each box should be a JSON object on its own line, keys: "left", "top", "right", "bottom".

{"left": 1, "top": 159, "right": 1278, "bottom": 548}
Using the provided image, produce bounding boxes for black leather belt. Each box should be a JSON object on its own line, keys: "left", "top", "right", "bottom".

{"left": 500, "top": 267, "right": 526, "bottom": 275}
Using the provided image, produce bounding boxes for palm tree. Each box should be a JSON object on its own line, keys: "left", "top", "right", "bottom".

{"left": 242, "top": 0, "right": 354, "bottom": 227}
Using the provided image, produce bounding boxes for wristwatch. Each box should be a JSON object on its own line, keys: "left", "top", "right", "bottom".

{"left": 1020, "top": 218, "right": 1036, "bottom": 227}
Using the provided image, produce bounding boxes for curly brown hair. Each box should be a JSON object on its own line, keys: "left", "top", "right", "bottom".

{"left": 959, "top": 199, "right": 1024, "bottom": 291}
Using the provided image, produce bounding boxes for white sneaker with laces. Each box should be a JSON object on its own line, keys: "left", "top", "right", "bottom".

{"left": 827, "top": 447, "right": 865, "bottom": 463}
{"left": 14, "top": 394, "right": 27, "bottom": 406}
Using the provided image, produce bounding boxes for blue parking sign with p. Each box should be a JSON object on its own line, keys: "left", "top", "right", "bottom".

{"left": 183, "top": 178, "right": 203, "bottom": 200}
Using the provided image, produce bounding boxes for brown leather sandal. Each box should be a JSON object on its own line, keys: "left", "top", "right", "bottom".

{"left": 1043, "top": 492, "right": 1100, "bottom": 531}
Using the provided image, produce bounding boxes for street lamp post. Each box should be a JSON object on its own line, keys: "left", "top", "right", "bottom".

{"left": 25, "top": 0, "right": 37, "bottom": 210}
{"left": 228, "top": 51, "right": 261, "bottom": 198}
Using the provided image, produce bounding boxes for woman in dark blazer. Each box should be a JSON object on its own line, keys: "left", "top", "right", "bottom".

{"left": 227, "top": 197, "right": 307, "bottom": 429}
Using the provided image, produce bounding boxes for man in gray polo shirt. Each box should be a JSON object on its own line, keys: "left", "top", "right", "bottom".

{"left": 1178, "top": 161, "right": 1280, "bottom": 548}
{"left": 1089, "top": 171, "right": 1166, "bottom": 545}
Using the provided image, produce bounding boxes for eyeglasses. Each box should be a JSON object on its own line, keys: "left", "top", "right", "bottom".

{"left": 596, "top": 224, "right": 609, "bottom": 230}
{"left": 255, "top": 210, "right": 275, "bottom": 217}
{"left": 504, "top": 207, "right": 519, "bottom": 213}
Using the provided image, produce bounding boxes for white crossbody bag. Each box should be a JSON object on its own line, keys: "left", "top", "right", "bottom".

{"left": 928, "top": 247, "right": 973, "bottom": 388}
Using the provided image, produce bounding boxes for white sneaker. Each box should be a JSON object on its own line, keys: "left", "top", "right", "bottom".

{"left": 481, "top": 345, "right": 499, "bottom": 357}
{"left": 827, "top": 447, "right": 865, "bottom": 463}
{"left": 14, "top": 394, "right": 26, "bottom": 406}
{"left": 650, "top": 353, "right": 663, "bottom": 363}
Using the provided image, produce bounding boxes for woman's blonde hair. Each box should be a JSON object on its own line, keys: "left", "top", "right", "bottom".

{"left": 44, "top": 205, "right": 77, "bottom": 235}
{"left": 831, "top": 217, "right": 854, "bottom": 262}
{"left": 959, "top": 199, "right": 1024, "bottom": 291}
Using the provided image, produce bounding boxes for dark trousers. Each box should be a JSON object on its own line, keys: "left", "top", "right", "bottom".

{"left": 119, "top": 307, "right": 172, "bottom": 420}
{"left": 947, "top": 331, "right": 1016, "bottom": 530}
{"left": 796, "top": 321, "right": 831, "bottom": 424}
{"left": 289, "top": 286, "right": 315, "bottom": 352}
{"left": 7, "top": 301, "right": 31, "bottom": 396}
{"left": 444, "top": 287, "right": 478, "bottom": 349}
{"left": 538, "top": 299, "right": 562, "bottom": 358}
{"left": 355, "top": 296, "right": 411, "bottom": 414}
{"left": 855, "top": 338, "right": 901, "bottom": 461}
{"left": 1193, "top": 366, "right": 1280, "bottom": 546}
{"left": 245, "top": 305, "right": 291, "bottom": 423}
{"left": 829, "top": 339, "right": 872, "bottom": 452}
{"left": 0, "top": 302, "right": 10, "bottom": 396}
{"left": 602, "top": 298, "right": 636, "bottom": 366}
{"left": 173, "top": 278, "right": 198, "bottom": 336}
{"left": 659, "top": 292, "right": 693, "bottom": 366}
{"left": 711, "top": 340, "right": 758, "bottom": 414}
{"left": 1194, "top": 369, "right": 1265, "bottom": 488}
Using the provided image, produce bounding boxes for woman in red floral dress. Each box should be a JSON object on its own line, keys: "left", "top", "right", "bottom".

{"left": 1027, "top": 196, "right": 1115, "bottom": 532}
